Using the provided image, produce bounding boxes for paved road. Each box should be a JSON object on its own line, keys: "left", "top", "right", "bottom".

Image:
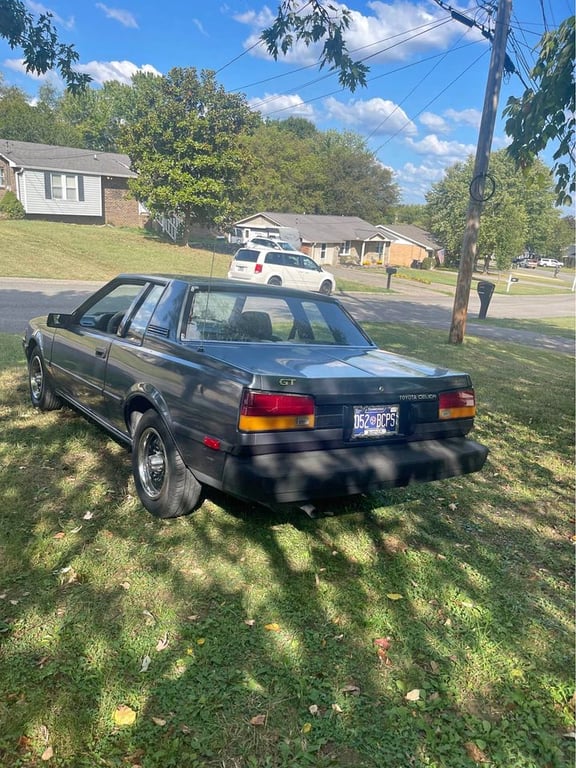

{"left": 1, "top": 275, "right": 574, "bottom": 354}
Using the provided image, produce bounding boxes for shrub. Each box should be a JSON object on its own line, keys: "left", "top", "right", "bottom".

{"left": 0, "top": 191, "right": 25, "bottom": 219}
{"left": 420, "top": 256, "right": 433, "bottom": 270}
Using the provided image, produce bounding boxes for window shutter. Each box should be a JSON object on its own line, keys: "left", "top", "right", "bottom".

{"left": 44, "top": 172, "right": 52, "bottom": 199}
{"left": 77, "top": 175, "right": 84, "bottom": 201}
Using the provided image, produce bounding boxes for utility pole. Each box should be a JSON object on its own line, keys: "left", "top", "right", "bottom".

{"left": 448, "top": 0, "right": 513, "bottom": 344}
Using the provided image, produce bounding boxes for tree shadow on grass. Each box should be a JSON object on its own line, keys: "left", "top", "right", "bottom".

{"left": 0, "top": 335, "right": 574, "bottom": 768}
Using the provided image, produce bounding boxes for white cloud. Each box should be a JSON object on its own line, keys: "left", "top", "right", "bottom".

{"left": 95, "top": 3, "right": 138, "bottom": 29}
{"left": 419, "top": 112, "right": 449, "bottom": 133}
{"left": 405, "top": 134, "right": 476, "bottom": 161}
{"left": 192, "top": 18, "right": 208, "bottom": 36}
{"left": 27, "top": 2, "right": 75, "bottom": 30}
{"left": 444, "top": 108, "right": 482, "bottom": 128}
{"left": 324, "top": 96, "right": 417, "bottom": 136}
{"left": 3, "top": 58, "right": 47, "bottom": 80}
{"left": 78, "top": 60, "right": 161, "bottom": 85}
{"left": 394, "top": 161, "right": 447, "bottom": 204}
{"left": 234, "top": 1, "right": 483, "bottom": 67}
{"left": 248, "top": 93, "right": 315, "bottom": 119}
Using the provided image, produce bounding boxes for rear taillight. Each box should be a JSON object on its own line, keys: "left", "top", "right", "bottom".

{"left": 255, "top": 263, "right": 263, "bottom": 274}
{"left": 438, "top": 389, "right": 476, "bottom": 420}
{"left": 239, "top": 391, "right": 315, "bottom": 432}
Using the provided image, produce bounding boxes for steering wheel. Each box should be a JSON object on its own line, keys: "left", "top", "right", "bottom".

{"left": 106, "top": 312, "right": 125, "bottom": 334}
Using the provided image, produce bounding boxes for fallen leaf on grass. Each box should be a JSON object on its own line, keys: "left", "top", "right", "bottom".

{"left": 331, "top": 703, "right": 343, "bottom": 713}
{"left": 139, "top": 655, "right": 151, "bottom": 673}
{"left": 464, "top": 741, "right": 489, "bottom": 762}
{"left": 142, "top": 610, "right": 156, "bottom": 625}
{"left": 41, "top": 746, "right": 53, "bottom": 761}
{"left": 405, "top": 689, "right": 420, "bottom": 702}
{"left": 244, "top": 619, "right": 255, "bottom": 627}
{"left": 196, "top": 637, "right": 206, "bottom": 646}
{"left": 264, "top": 623, "right": 280, "bottom": 632}
{"left": 113, "top": 705, "right": 136, "bottom": 726}
{"left": 386, "top": 593, "right": 403, "bottom": 601}
{"left": 250, "top": 714, "right": 266, "bottom": 726}
{"left": 302, "top": 723, "right": 312, "bottom": 734}
{"left": 53, "top": 532, "right": 65, "bottom": 540}
{"left": 156, "top": 633, "right": 169, "bottom": 651}
{"left": 308, "top": 704, "right": 319, "bottom": 715}
{"left": 151, "top": 717, "right": 166, "bottom": 726}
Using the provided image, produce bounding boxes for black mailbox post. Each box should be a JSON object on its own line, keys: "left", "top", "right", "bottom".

{"left": 476, "top": 280, "right": 495, "bottom": 319}
{"left": 386, "top": 266, "right": 397, "bottom": 289}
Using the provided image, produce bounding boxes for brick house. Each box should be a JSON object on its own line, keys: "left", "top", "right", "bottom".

{"left": 0, "top": 139, "right": 147, "bottom": 227}
{"left": 231, "top": 212, "right": 387, "bottom": 266}
{"left": 375, "top": 224, "right": 441, "bottom": 268}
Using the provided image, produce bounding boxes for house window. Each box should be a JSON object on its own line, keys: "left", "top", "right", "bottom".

{"left": 320, "top": 243, "right": 327, "bottom": 260}
{"left": 51, "top": 173, "right": 78, "bottom": 201}
{"left": 341, "top": 240, "right": 351, "bottom": 255}
{"left": 375, "top": 242, "right": 384, "bottom": 256}
{"left": 0, "top": 167, "right": 5, "bottom": 187}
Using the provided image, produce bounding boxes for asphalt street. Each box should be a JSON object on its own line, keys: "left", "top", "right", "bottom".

{"left": 1, "top": 273, "right": 574, "bottom": 355}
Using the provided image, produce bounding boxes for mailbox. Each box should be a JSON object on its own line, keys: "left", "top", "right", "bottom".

{"left": 385, "top": 266, "right": 397, "bottom": 289}
{"left": 476, "top": 280, "right": 495, "bottom": 319}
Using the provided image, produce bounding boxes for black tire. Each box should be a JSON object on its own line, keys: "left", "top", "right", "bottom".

{"left": 132, "top": 410, "right": 202, "bottom": 518}
{"left": 28, "top": 349, "right": 62, "bottom": 411}
{"left": 319, "top": 280, "right": 333, "bottom": 295}
{"left": 267, "top": 276, "right": 282, "bottom": 286}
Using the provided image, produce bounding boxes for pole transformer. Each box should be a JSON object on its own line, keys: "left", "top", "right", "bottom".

{"left": 448, "top": 0, "right": 513, "bottom": 344}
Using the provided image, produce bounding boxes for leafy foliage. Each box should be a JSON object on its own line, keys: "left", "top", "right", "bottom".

{"left": 0, "top": 190, "right": 25, "bottom": 218}
{"left": 0, "top": 0, "right": 89, "bottom": 92}
{"left": 261, "top": 0, "right": 368, "bottom": 91}
{"left": 426, "top": 150, "right": 562, "bottom": 267}
{"left": 119, "top": 68, "right": 259, "bottom": 238}
{"left": 504, "top": 16, "right": 575, "bottom": 206}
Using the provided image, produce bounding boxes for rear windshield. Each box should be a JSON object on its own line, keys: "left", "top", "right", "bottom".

{"left": 181, "top": 289, "right": 373, "bottom": 347}
{"left": 233, "top": 249, "right": 259, "bottom": 263}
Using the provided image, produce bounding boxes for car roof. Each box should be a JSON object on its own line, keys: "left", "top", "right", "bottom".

{"left": 112, "top": 273, "right": 335, "bottom": 301}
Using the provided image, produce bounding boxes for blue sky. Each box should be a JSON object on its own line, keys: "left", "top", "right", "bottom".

{"left": 0, "top": 1, "right": 571, "bottom": 205}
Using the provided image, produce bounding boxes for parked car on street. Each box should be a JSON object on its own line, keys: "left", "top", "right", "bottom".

{"left": 537, "top": 258, "right": 562, "bottom": 268}
{"left": 228, "top": 247, "right": 336, "bottom": 294}
{"left": 246, "top": 237, "right": 300, "bottom": 251}
{"left": 516, "top": 258, "right": 538, "bottom": 269}
{"left": 23, "top": 274, "right": 488, "bottom": 519}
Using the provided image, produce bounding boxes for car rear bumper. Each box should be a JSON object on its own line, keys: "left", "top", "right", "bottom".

{"left": 220, "top": 437, "right": 489, "bottom": 506}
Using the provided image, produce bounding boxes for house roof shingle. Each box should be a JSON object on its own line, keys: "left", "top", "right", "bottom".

{"left": 0, "top": 139, "right": 136, "bottom": 178}
{"left": 242, "top": 212, "right": 382, "bottom": 243}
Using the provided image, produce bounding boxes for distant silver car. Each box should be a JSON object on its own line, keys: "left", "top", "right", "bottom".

{"left": 537, "top": 258, "right": 562, "bottom": 268}
{"left": 228, "top": 247, "right": 336, "bottom": 294}
{"left": 246, "top": 237, "right": 299, "bottom": 251}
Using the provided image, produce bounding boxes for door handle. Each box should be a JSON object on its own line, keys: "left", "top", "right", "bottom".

{"left": 95, "top": 347, "right": 108, "bottom": 358}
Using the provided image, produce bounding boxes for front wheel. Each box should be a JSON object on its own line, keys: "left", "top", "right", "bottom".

{"left": 319, "top": 280, "right": 333, "bottom": 295}
{"left": 267, "top": 276, "right": 282, "bottom": 286}
{"left": 28, "top": 350, "right": 61, "bottom": 411}
{"left": 132, "top": 410, "right": 202, "bottom": 518}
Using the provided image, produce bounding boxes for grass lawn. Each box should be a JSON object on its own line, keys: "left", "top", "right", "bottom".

{"left": 0, "top": 319, "right": 574, "bottom": 767}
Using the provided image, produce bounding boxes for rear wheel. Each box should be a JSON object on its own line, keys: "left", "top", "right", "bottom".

{"left": 267, "top": 276, "right": 282, "bottom": 286}
{"left": 132, "top": 410, "right": 202, "bottom": 518}
{"left": 319, "top": 280, "right": 333, "bottom": 295}
{"left": 28, "top": 350, "right": 61, "bottom": 411}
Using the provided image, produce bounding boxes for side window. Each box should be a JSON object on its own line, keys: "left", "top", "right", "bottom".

{"left": 124, "top": 284, "right": 166, "bottom": 342}
{"left": 77, "top": 283, "right": 145, "bottom": 332}
{"left": 301, "top": 256, "right": 319, "bottom": 271}
{"left": 284, "top": 254, "right": 300, "bottom": 268}
{"left": 265, "top": 251, "right": 283, "bottom": 266}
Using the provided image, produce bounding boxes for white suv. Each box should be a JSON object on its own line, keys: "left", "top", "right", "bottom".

{"left": 537, "top": 258, "right": 562, "bottom": 268}
{"left": 228, "top": 248, "right": 336, "bottom": 294}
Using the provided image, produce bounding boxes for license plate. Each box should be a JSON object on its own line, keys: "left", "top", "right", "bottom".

{"left": 352, "top": 405, "right": 399, "bottom": 439}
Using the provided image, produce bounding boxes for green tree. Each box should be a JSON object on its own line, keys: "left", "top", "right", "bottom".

{"left": 426, "top": 150, "right": 558, "bottom": 270}
{"left": 503, "top": 16, "right": 575, "bottom": 206}
{"left": 0, "top": 76, "right": 81, "bottom": 145}
{"left": 119, "top": 68, "right": 259, "bottom": 240}
{"left": 0, "top": 0, "right": 89, "bottom": 92}
{"left": 384, "top": 204, "right": 430, "bottom": 228}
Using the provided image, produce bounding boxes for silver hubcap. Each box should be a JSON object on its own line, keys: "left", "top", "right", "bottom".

{"left": 30, "top": 357, "right": 43, "bottom": 401}
{"left": 138, "top": 427, "right": 166, "bottom": 499}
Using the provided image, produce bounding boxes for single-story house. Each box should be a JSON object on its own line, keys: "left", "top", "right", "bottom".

{"left": 231, "top": 212, "right": 388, "bottom": 266}
{"left": 0, "top": 139, "right": 147, "bottom": 227}
{"left": 375, "top": 224, "right": 442, "bottom": 268}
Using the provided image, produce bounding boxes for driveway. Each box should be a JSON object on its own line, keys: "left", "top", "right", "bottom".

{"left": 1, "top": 275, "right": 574, "bottom": 355}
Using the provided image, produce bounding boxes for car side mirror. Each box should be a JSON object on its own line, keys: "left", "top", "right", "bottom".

{"left": 47, "top": 312, "right": 74, "bottom": 328}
